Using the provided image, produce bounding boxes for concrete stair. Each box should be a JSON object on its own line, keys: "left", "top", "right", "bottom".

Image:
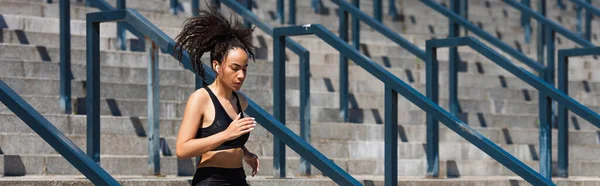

{"left": 1, "top": 0, "right": 599, "bottom": 185}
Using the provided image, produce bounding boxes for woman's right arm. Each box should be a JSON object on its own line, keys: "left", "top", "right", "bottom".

{"left": 175, "top": 90, "right": 256, "bottom": 159}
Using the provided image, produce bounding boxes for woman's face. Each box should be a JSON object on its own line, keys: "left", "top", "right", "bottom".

{"left": 214, "top": 47, "right": 249, "bottom": 91}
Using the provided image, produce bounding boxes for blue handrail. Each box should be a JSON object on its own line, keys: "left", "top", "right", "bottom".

{"left": 85, "top": 9, "right": 359, "bottom": 185}
{"left": 571, "top": 0, "right": 598, "bottom": 41}
{"left": 217, "top": 0, "right": 312, "bottom": 177}
{"left": 274, "top": 24, "right": 556, "bottom": 186}
{"left": 557, "top": 47, "right": 600, "bottom": 177}
{"left": 331, "top": 0, "right": 427, "bottom": 122}
{"left": 424, "top": 37, "right": 561, "bottom": 185}
{"left": 420, "top": 0, "right": 544, "bottom": 72}
{"left": 0, "top": 81, "right": 119, "bottom": 186}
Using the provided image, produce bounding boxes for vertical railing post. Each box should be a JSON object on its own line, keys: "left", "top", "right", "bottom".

{"left": 351, "top": 0, "right": 360, "bottom": 49}
{"left": 299, "top": 51, "right": 311, "bottom": 176}
{"left": 388, "top": 0, "right": 399, "bottom": 21}
{"left": 459, "top": 0, "right": 468, "bottom": 36}
{"left": 339, "top": 8, "right": 350, "bottom": 122}
{"left": 86, "top": 19, "right": 101, "bottom": 164}
{"left": 47, "top": 0, "right": 52, "bottom": 3}
{"left": 557, "top": 0, "right": 566, "bottom": 10}
{"left": 273, "top": 33, "right": 286, "bottom": 178}
{"left": 117, "top": 0, "right": 126, "bottom": 50}
{"left": 425, "top": 45, "right": 439, "bottom": 178}
{"left": 536, "top": 0, "right": 546, "bottom": 64}
{"left": 288, "top": 0, "right": 296, "bottom": 25}
{"left": 557, "top": 52, "right": 569, "bottom": 178}
{"left": 245, "top": 0, "right": 253, "bottom": 27}
{"left": 146, "top": 37, "right": 161, "bottom": 175}
{"left": 384, "top": 85, "right": 398, "bottom": 186}
{"left": 170, "top": 0, "right": 178, "bottom": 15}
{"left": 539, "top": 27, "right": 555, "bottom": 179}
{"left": 521, "top": 0, "right": 532, "bottom": 43}
{"left": 374, "top": 0, "right": 382, "bottom": 22}
{"left": 311, "top": 0, "right": 324, "bottom": 13}
{"left": 449, "top": 0, "right": 460, "bottom": 116}
{"left": 584, "top": 0, "right": 592, "bottom": 41}
{"left": 60, "top": 0, "right": 71, "bottom": 114}
{"left": 577, "top": 3, "right": 583, "bottom": 36}
{"left": 192, "top": 0, "right": 199, "bottom": 16}
{"left": 277, "top": 0, "right": 284, "bottom": 24}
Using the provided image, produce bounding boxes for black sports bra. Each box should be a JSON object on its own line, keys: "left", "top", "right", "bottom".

{"left": 195, "top": 87, "right": 249, "bottom": 151}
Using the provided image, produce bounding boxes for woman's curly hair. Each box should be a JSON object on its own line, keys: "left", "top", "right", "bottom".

{"left": 175, "top": 4, "right": 256, "bottom": 86}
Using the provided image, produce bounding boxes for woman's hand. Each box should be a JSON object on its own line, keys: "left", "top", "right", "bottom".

{"left": 224, "top": 113, "right": 255, "bottom": 141}
{"left": 243, "top": 150, "right": 260, "bottom": 176}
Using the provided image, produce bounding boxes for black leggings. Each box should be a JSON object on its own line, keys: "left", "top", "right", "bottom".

{"left": 191, "top": 167, "right": 249, "bottom": 186}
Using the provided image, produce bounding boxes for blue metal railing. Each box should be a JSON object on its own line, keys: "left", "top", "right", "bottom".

{"left": 274, "top": 24, "right": 556, "bottom": 186}
{"left": 571, "top": 0, "right": 598, "bottom": 41}
{"left": 427, "top": 36, "right": 600, "bottom": 182}
{"left": 418, "top": 0, "right": 599, "bottom": 178}
{"left": 557, "top": 47, "right": 600, "bottom": 177}
{"left": 331, "top": 0, "right": 427, "bottom": 122}
{"left": 503, "top": 0, "right": 596, "bottom": 84}
{"left": 0, "top": 81, "right": 119, "bottom": 185}
{"left": 85, "top": 8, "right": 359, "bottom": 185}
{"left": 215, "top": 0, "right": 312, "bottom": 177}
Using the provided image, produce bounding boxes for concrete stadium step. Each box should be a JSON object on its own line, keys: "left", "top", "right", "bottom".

{"left": 3, "top": 153, "right": 600, "bottom": 177}
{"left": 2, "top": 131, "right": 599, "bottom": 161}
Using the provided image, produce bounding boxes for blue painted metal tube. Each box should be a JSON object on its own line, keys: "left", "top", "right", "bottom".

{"left": 351, "top": 0, "right": 360, "bottom": 50}
{"left": 557, "top": 51, "right": 569, "bottom": 178}
{"left": 192, "top": 0, "right": 199, "bottom": 16}
{"left": 584, "top": 0, "right": 592, "bottom": 41}
{"left": 388, "top": 0, "right": 398, "bottom": 20}
{"left": 288, "top": 0, "right": 296, "bottom": 25}
{"left": 47, "top": 0, "right": 52, "bottom": 3}
{"left": 425, "top": 45, "right": 439, "bottom": 178}
{"left": 557, "top": 0, "right": 566, "bottom": 9}
{"left": 339, "top": 5, "right": 350, "bottom": 123}
{"left": 117, "top": 0, "right": 126, "bottom": 50}
{"left": 374, "top": 0, "right": 382, "bottom": 22}
{"left": 244, "top": 0, "right": 253, "bottom": 27}
{"left": 273, "top": 33, "right": 286, "bottom": 178}
{"left": 59, "top": 0, "right": 71, "bottom": 114}
{"left": 170, "top": 0, "right": 178, "bottom": 15}
{"left": 299, "top": 50, "right": 311, "bottom": 176}
{"left": 311, "top": 0, "right": 323, "bottom": 13}
{"left": 420, "top": 0, "right": 544, "bottom": 72}
{"left": 556, "top": 47, "right": 600, "bottom": 177}
{"left": 521, "top": 0, "right": 531, "bottom": 43}
{"left": 86, "top": 19, "right": 101, "bottom": 164}
{"left": 504, "top": 0, "right": 595, "bottom": 48}
{"left": 0, "top": 81, "right": 120, "bottom": 186}
{"left": 536, "top": 0, "right": 545, "bottom": 64}
{"left": 539, "top": 89, "right": 552, "bottom": 179}
{"left": 570, "top": 0, "right": 600, "bottom": 16}
{"left": 147, "top": 38, "right": 161, "bottom": 175}
{"left": 384, "top": 85, "right": 398, "bottom": 186}
{"left": 577, "top": 4, "right": 583, "bottom": 36}
{"left": 449, "top": 0, "right": 460, "bottom": 116}
{"left": 277, "top": 0, "right": 284, "bottom": 24}
{"left": 459, "top": 0, "right": 468, "bottom": 36}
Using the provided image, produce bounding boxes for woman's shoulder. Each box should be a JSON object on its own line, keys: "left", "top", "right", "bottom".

{"left": 187, "top": 88, "right": 211, "bottom": 106}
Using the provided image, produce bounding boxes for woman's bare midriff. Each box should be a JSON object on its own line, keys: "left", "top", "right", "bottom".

{"left": 197, "top": 147, "right": 244, "bottom": 168}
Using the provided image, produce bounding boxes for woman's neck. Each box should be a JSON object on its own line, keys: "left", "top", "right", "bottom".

{"left": 208, "top": 80, "right": 233, "bottom": 100}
